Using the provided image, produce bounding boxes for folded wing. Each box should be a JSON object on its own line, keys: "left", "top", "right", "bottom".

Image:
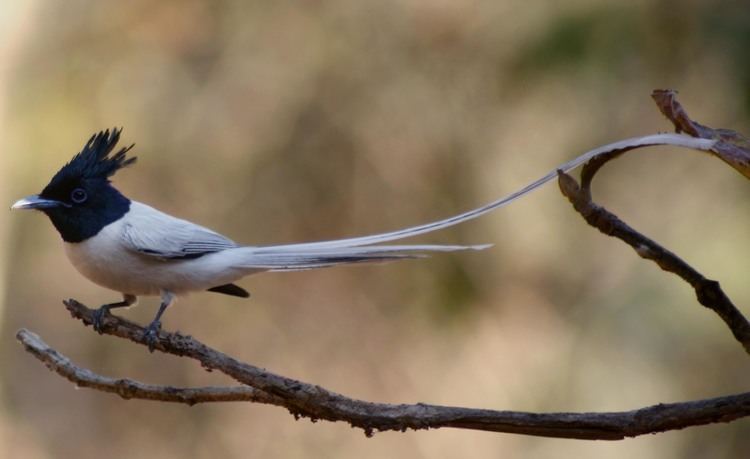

{"left": 121, "top": 203, "right": 238, "bottom": 260}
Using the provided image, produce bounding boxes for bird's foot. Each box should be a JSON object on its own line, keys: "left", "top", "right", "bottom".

{"left": 142, "top": 320, "right": 162, "bottom": 352}
{"left": 92, "top": 306, "right": 110, "bottom": 334}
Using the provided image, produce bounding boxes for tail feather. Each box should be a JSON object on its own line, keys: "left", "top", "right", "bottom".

{"left": 237, "top": 244, "right": 491, "bottom": 271}
{"left": 231, "top": 134, "right": 716, "bottom": 272}
{"left": 262, "top": 134, "right": 716, "bottom": 251}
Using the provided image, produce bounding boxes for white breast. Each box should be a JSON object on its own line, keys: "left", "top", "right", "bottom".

{"left": 64, "top": 218, "right": 162, "bottom": 295}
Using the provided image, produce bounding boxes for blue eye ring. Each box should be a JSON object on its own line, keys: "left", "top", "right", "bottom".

{"left": 71, "top": 188, "right": 87, "bottom": 204}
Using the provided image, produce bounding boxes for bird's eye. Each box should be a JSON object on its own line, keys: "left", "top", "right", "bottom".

{"left": 70, "top": 188, "right": 88, "bottom": 204}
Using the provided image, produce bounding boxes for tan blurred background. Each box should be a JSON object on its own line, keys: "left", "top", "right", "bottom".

{"left": 2, "top": 1, "right": 749, "bottom": 458}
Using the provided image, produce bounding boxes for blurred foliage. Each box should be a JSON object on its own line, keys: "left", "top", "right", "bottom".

{"left": 1, "top": 0, "right": 749, "bottom": 458}
{"left": 512, "top": 6, "right": 642, "bottom": 75}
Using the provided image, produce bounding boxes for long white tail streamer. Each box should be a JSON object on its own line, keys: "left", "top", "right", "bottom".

{"left": 263, "top": 134, "right": 717, "bottom": 251}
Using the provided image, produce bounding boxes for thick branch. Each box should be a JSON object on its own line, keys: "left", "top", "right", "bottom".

{"left": 14, "top": 300, "right": 749, "bottom": 439}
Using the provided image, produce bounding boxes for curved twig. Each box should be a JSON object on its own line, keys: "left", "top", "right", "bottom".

{"left": 558, "top": 170, "right": 750, "bottom": 354}
{"left": 555, "top": 91, "right": 750, "bottom": 354}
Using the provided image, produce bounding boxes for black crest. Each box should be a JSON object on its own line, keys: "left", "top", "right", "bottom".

{"left": 50, "top": 128, "right": 137, "bottom": 185}
{"left": 37, "top": 129, "right": 136, "bottom": 242}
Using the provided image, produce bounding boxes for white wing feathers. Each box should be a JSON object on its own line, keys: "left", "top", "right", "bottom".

{"left": 122, "top": 203, "right": 238, "bottom": 260}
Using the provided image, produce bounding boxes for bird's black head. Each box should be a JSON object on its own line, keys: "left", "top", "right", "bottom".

{"left": 12, "top": 128, "right": 137, "bottom": 243}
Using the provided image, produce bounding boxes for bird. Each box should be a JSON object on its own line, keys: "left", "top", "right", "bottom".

{"left": 11, "top": 128, "right": 714, "bottom": 351}
{"left": 11, "top": 129, "right": 501, "bottom": 351}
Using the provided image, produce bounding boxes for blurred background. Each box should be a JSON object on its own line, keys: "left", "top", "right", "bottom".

{"left": 1, "top": 0, "right": 749, "bottom": 458}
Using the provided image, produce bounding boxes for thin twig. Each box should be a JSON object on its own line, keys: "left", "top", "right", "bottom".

{"left": 557, "top": 166, "right": 750, "bottom": 355}
{"left": 16, "top": 328, "right": 280, "bottom": 405}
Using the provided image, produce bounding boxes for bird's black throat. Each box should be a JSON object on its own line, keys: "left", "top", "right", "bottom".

{"left": 42, "top": 183, "right": 131, "bottom": 243}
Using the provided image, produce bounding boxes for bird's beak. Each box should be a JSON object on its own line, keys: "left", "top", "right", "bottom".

{"left": 11, "top": 194, "right": 65, "bottom": 210}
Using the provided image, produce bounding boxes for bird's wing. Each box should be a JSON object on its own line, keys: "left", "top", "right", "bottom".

{"left": 121, "top": 202, "right": 238, "bottom": 260}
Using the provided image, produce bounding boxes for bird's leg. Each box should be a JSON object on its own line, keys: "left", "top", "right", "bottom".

{"left": 93, "top": 294, "right": 137, "bottom": 333}
{"left": 142, "top": 291, "right": 175, "bottom": 352}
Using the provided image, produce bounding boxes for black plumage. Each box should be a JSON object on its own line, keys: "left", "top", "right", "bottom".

{"left": 207, "top": 283, "right": 251, "bottom": 298}
{"left": 35, "top": 129, "right": 136, "bottom": 243}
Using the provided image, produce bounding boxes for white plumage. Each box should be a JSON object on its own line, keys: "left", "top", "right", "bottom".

{"left": 64, "top": 202, "right": 489, "bottom": 297}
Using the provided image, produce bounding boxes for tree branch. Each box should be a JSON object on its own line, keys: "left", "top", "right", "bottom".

{"left": 15, "top": 90, "right": 750, "bottom": 440}
{"left": 17, "top": 305, "right": 750, "bottom": 440}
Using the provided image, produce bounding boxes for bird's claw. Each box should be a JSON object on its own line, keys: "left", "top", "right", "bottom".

{"left": 92, "top": 307, "right": 109, "bottom": 334}
{"left": 143, "top": 320, "right": 162, "bottom": 352}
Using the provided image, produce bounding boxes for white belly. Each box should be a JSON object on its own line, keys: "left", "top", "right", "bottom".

{"left": 63, "top": 219, "right": 257, "bottom": 296}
